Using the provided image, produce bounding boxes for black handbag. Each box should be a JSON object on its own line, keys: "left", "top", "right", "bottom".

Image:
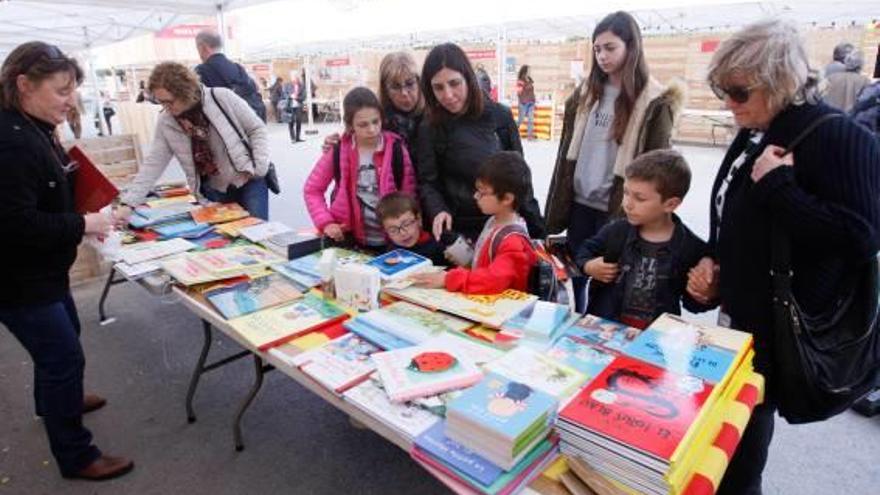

{"left": 769, "top": 113, "right": 880, "bottom": 423}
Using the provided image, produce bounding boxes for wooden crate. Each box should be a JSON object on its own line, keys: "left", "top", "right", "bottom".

{"left": 62, "top": 134, "right": 142, "bottom": 286}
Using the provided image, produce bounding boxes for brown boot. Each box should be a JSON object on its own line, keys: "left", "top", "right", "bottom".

{"left": 83, "top": 394, "right": 107, "bottom": 414}
{"left": 68, "top": 455, "right": 134, "bottom": 481}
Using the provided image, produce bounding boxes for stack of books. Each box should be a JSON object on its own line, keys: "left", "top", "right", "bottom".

{"left": 273, "top": 248, "right": 373, "bottom": 290}
{"left": 202, "top": 272, "right": 303, "bottom": 319}
{"left": 355, "top": 301, "right": 474, "bottom": 345}
{"left": 161, "top": 245, "right": 285, "bottom": 285}
{"left": 556, "top": 313, "right": 755, "bottom": 495}
{"left": 544, "top": 315, "right": 642, "bottom": 383}
{"left": 445, "top": 372, "right": 559, "bottom": 471}
{"left": 128, "top": 203, "right": 195, "bottom": 228}
{"left": 483, "top": 347, "right": 587, "bottom": 401}
{"left": 372, "top": 342, "right": 483, "bottom": 402}
{"left": 366, "top": 248, "right": 432, "bottom": 280}
{"left": 190, "top": 203, "right": 249, "bottom": 224}
{"left": 274, "top": 332, "right": 381, "bottom": 394}
{"left": 343, "top": 377, "right": 441, "bottom": 441}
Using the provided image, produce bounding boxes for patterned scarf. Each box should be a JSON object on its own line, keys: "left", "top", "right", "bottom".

{"left": 175, "top": 103, "right": 218, "bottom": 177}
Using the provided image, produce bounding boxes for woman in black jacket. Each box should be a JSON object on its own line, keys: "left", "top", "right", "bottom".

{"left": 0, "top": 42, "right": 133, "bottom": 480}
{"left": 687, "top": 20, "right": 880, "bottom": 495}
{"left": 417, "top": 42, "right": 545, "bottom": 243}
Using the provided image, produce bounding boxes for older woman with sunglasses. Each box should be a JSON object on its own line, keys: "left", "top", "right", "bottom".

{"left": 0, "top": 42, "right": 132, "bottom": 480}
{"left": 117, "top": 61, "right": 270, "bottom": 219}
{"left": 686, "top": 20, "right": 880, "bottom": 494}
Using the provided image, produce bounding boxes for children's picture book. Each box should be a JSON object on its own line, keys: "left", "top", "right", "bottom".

{"left": 269, "top": 320, "right": 349, "bottom": 364}
{"left": 188, "top": 231, "right": 232, "bottom": 250}
{"left": 283, "top": 248, "right": 374, "bottom": 279}
{"left": 287, "top": 333, "right": 380, "bottom": 393}
{"left": 567, "top": 314, "right": 641, "bottom": 353}
{"left": 559, "top": 354, "right": 715, "bottom": 462}
{"left": 334, "top": 263, "right": 381, "bottom": 312}
{"left": 372, "top": 343, "right": 483, "bottom": 402}
{"left": 118, "top": 238, "right": 196, "bottom": 265}
{"left": 500, "top": 301, "right": 576, "bottom": 343}
{"left": 343, "top": 379, "right": 440, "bottom": 440}
{"left": 546, "top": 327, "right": 617, "bottom": 380}
{"left": 152, "top": 182, "right": 190, "bottom": 198}
{"left": 228, "top": 293, "right": 349, "bottom": 351}
{"left": 238, "top": 221, "right": 294, "bottom": 242}
{"left": 204, "top": 273, "right": 303, "bottom": 319}
{"left": 483, "top": 347, "right": 587, "bottom": 401}
{"left": 344, "top": 318, "right": 414, "bottom": 350}
{"left": 145, "top": 194, "right": 197, "bottom": 209}
{"left": 422, "top": 332, "right": 505, "bottom": 367}
{"left": 414, "top": 421, "right": 504, "bottom": 487}
{"left": 151, "top": 219, "right": 214, "bottom": 239}
{"left": 357, "top": 301, "right": 474, "bottom": 345}
{"left": 214, "top": 217, "right": 264, "bottom": 237}
{"left": 114, "top": 260, "right": 162, "bottom": 280}
{"left": 189, "top": 245, "right": 285, "bottom": 277}
{"left": 130, "top": 202, "right": 194, "bottom": 227}
{"left": 624, "top": 313, "right": 753, "bottom": 385}
{"left": 190, "top": 203, "right": 249, "bottom": 224}
{"left": 367, "top": 248, "right": 432, "bottom": 280}
{"left": 383, "top": 286, "right": 538, "bottom": 329}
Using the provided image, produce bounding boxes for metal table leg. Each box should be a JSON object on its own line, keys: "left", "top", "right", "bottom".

{"left": 185, "top": 319, "right": 251, "bottom": 423}
{"left": 98, "top": 269, "right": 126, "bottom": 325}
{"left": 233, "top": 355, "right": 274, "bottom": 452}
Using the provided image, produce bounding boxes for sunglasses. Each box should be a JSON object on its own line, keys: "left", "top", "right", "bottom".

{"left": 710, "top": 80, "right": 761, "bottom": 104}
{"left": 387, "top": 78, "right": 418, "bottom": 93}
{"left": 23, "top": 44, "right": 66, "bottom": 70}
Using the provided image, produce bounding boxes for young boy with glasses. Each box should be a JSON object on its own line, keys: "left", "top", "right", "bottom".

{"left": 376, "top": 192, "right": 447, "bottom": 266}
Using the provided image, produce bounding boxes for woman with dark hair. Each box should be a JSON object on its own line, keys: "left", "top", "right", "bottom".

{"left": 417, "top": 42, "right": 545, "bottom": 243}
{"left": 0, "top": 41, "right": 133, "bottom": 480}
{"left": 116, "top": 61, "right": 271, "bottom": 220}
{"left": 687, "top": 20, "right": 880, "bottom": 494}
{"left": 515, "top": 64, "right": 536, "bottom": 140}
{"left": 544, "top": 11, "right": 683, "bottom": 312}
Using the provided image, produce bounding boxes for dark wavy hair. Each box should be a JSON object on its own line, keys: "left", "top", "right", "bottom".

{"left": 421, "top": 43, "right": 484, "bottom": 125}
{"left": 581, "top": 11, "right": 649, "bottom": 144}
{"left": 0, "top": 41, "right": 83, "bottom": 111}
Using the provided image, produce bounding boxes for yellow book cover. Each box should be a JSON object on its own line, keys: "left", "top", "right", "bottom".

{"left": 191, "top": 203, "right": 249, "bottom": 224}
{"left": 145, "top": 194, "right": 197, "bottom": 208}
{"left": 228, "top": 293, "right": 348, "bottom": 350}
{"left": 383, "top": 286, "right": 537, "bottom": 328}
{"left": 215, "top": 217, "right": 264, "bottom": 237}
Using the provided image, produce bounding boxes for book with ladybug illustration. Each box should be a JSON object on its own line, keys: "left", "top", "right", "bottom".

{"left": 371, "top": 343, "right": 483, "bottom": 402}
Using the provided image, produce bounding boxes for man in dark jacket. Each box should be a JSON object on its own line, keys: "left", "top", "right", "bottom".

{"left": 195, "top": 30, "right": 267, "bottom": 122}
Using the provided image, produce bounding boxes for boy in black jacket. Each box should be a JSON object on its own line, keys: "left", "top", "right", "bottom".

{"left": 377, "top": 192, "right": 447, "bottom": 267}
{"left": 575, "top": 149, "right": 711, "bottom": 330}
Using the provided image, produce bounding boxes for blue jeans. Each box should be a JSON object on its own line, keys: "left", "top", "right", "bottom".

{"left": 200, "top": 176, "right": 269, "bottom": 220}
{"left": 567, "top": 202, "right": 610, "bottom": 313}
{"left": 517, "top": 102, "right": 535, "bottom": 138}
{"left": 0, "top": 293, "right": 102, "bottom": 476}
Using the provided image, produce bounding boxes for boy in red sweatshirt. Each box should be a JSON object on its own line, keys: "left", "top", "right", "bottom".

{"left": 410, "top": 151, "right": 537, "bottom": 294}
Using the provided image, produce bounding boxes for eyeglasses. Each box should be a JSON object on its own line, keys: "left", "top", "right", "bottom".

{"left": 385, "top": 218, "right": 418, "bottom": 236}
{"left": 473, "top": 188, "right": 494, "bottom": 200}
{"left": 388, "top": 78, "right": 418, "bottom": 94}
{"left": 155, "top": 97, "right": 175, "bottom": 108}
{"left": 710, "top": 80, "right": 760, "bottom": 104}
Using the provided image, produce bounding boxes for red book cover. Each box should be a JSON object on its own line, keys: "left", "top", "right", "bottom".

{"left": 67, "top": 146, "right": 119, "bottom": 214}
{"left": 559, "top": 355, "right": 714, "bottom": 461}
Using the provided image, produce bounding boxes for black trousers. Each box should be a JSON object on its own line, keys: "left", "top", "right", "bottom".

{"left": 0, "top": 292, "right": 101, "bottom": 476}
{"left": 567, "top": 202, "right": 610, "bottom": 313}
{"left": 288, "top": 109, "right": 302, "bottom": 141}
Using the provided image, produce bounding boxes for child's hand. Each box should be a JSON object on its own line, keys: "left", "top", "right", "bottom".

{"left": 408, "top": 271, "right": 446, "bottom": 289}
{"left": 687, "top": 256, "right": 719, "bottom": 304}
{"left": 432, "top": 212, "right": 453, "bottom": 241}
{"left": 322, "top": 133, "right": 341, "bottom": 153}
{"left": 584, "top": 257, "right": 619, "bottom": 283}
{"left": 323, "top": 223, "right": 345, "bottom": 242}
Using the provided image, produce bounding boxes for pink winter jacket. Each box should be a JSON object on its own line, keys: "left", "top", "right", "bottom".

{"left": 303, "top": 131, "right": 416, "bottom": 245}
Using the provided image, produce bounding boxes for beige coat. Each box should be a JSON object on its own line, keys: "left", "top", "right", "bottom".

{"left": 121, "top": 86, "right": 269, "bottom": 206}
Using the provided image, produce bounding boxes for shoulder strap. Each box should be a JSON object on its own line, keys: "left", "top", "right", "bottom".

{"left": 332, "top": 142, "right": 342, "bottom": 185}
{"left": 782, "top": 113, "right": 843, "bottom": 156}
{"left": 209, "top": 88, "right": 255, "bottom": 173}
{"left": 391, "top": 139, "right": 404, "bottom": 190}
{"left": 489, "top": 223, "right": 530, "bottom": 262}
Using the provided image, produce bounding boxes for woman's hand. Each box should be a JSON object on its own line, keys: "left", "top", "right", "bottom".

{"left": 687, "top": 256, "right": 720, "bottom": 305}
{"left": 322, "top": 133, "right": 341, "bottom": 153}
{"left": 323, "top": 223, "right": 345, "bottom": 242}
{"left": 84, "top": 212, "right": 113, "bottom": 236}
{"left": 432, "top": 212, "right": 453, "bottom": 241}
{"left": 112, "top": 205, "right": 132, "bottom": 229}
{"left": 752, "top": 144, "right": 793, "bottom": 183}
{"left": 409, "top": 271, "right": 446, "bottom": 289}
{"left": 584, "top": 257, "right": 619, "bottom": 283}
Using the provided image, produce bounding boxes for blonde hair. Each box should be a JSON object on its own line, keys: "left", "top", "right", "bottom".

{"left": 707, "top": 19, "right": 820, "bottom": 115}
{"left": 378, "top": 51, "right": 424, "bottom": 114}
{"left": 148, "top": 62, "right": 201, "bottom": 108}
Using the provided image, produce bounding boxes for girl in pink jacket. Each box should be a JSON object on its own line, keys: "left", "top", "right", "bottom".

{"left": 303, "top": 87, "right": 416, "bottom": 248}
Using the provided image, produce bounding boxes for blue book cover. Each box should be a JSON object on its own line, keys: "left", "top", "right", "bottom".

{"left": 546, "top": 328, "right": 616, "bottom": 378}
{"left": 564, "top": 314, "right": 640, "bottom": 353}
{"left": 366, "top": 248, "right": 430, "bottom": 279}
{"left": 344, "top": 318, "right": 414, "bottom": 350}
{"left": 415, "top": 421, "right": 503, "bottom": 486}
{"left": 446, "top": 372, "right": 557, "bottom": 442}
{"left": 624, "top": 326, "right": 736, "bottom": 384}
{"left": 152, "top": 219, "right": 212, "bottom": 239}
{"left": 285, "top": 252, "right": 322, "bottom": 278}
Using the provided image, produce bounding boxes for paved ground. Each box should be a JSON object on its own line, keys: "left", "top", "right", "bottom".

{"left": 1, "top": 122, "right": 879, "bottom": 494}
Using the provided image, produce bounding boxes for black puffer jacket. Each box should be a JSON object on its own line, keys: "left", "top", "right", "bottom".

{"left": 416, "top": 99, "right": 545, "bottom": 241}
{"left": 0, "top": 109, "right": 85, "bottom": 306}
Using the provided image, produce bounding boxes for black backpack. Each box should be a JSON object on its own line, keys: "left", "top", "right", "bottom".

{"left": 330, "top": 139, "right": 405, "bottom": 200}
{"left": 489, "top": 224, "right": 571, "bottom": 305}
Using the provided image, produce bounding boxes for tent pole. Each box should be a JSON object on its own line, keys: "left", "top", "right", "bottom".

{"left": 496, "top": 26, "right": 507, "bottom": 103}
{"left": 216, "top": 3, "right": 227, "bottom": 46}
{"left": 304, "top": 55, "right": 317, "bottom": 135}
{"left": 83, "top": 27, "right": 107, "bottom": 137}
